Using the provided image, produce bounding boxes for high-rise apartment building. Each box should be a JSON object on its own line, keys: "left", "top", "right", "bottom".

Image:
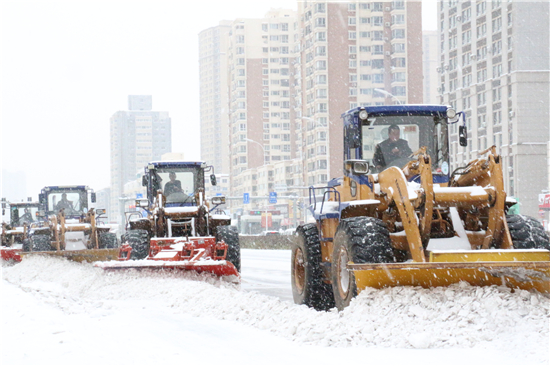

{"left": 297, "top": 1, "right": 423, "bottom": 183}
{"left": 225, "top": 9, "right": 298, "bottom": 199}
{"left": 197, "top": 2, "right": 425, "bottom": 225}
{"left": 109, "top": 95, "right": 171, "bottom": 225}
{"left": 439, "top": 0, "right": 549, "bottom": 217}
{"left": 199, "top": 21, "right": 232, "bottom": 175}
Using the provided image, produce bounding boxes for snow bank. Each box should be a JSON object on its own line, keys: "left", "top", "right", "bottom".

{"left": 2, "top": 255, "right": 549, "bottom": 364}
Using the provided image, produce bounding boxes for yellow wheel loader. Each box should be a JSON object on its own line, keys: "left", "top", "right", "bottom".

{"left": 291, "top": 105, "right": 550, "bottom": 311}
{"left": 18, "top": 186, "right": 119, "bottom": 263}
{"left": 1, "top": 201, "right": 42, "bottom": 262}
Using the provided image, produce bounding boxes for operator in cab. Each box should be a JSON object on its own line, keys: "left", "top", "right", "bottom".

{"left": 373, "top": 124, "right": 413, "bottom": 171}
{"left": 56, "top": 193, "right": 74, "bottom": 211}
{"left": 164, "top": 172, "right": 183, "bottom": 197}
{"left": 20, "top": 208, "right": 34, "bottom": 224}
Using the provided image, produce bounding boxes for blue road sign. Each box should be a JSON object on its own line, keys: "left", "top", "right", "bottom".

{"left": 269, "top": 191, "right": 277, "bottom": 204}
{"left": 136, "top": 193, "right": 143, "bottom": 198}
{"left": 243, "top": 193, "right": 250, "bottom": 204}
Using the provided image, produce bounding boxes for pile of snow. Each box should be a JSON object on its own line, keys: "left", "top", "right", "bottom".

{"left": 3, "top": 255, "right": 549, "bottom": 364}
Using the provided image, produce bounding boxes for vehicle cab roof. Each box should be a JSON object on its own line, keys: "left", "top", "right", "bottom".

{"left": 342, "top": 105, "right": 450, "bottom": 118}
{"left": 147, "top": 161, "right": 206, "bottom": 169}
{"left": 42, "top": 185, "right": 90, "bottom": 191}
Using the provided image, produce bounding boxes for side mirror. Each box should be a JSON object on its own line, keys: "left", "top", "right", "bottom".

{"left": 459, "top": 125, "right": 468, "bottom": 146}
{"left": 211, "top": 196, "right": 226, "bottom": 205}
{"left": 39, "top": 193, "right": 45, "bottom": 204}
{"left": 135, "top": 199, "right": 149, "bottom": 208}
{"left": 96, "top": 209, "right": 106, "bottom": 215}
{"left": 210, "top": 174, "right": 217, "bottom": 186}
{"left": 91, "top": 192, "right": 96, "bottom": 203}
{"left": 353, "top": 161, "right": 369, "bottom": 174}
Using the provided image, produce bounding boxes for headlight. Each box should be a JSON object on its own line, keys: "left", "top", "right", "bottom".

{"left": 447, "top": 108, "right": 457, "bottom": 119}
{"left": 359, "top": 110, "right": 369, "bottom": 120}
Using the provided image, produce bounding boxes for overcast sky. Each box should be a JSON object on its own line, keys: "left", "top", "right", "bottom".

{"left": 1, "top": 0, "right": 437, "bottom": 201}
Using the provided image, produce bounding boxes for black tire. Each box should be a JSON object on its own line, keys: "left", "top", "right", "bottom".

{"left": 31, "top": 234, "right": 52, "bottom": 252}
{"left": 506, "top": 215, "right": 550, "bottom": 250}
{"left": 98, "top": 232, "right": 119, "bottom": 249}
{"left": 291, "top": 224, "right": 335, "bottom": 311}
{"left": 22, "top": 239, "right": 31, "bottom": 252}
{"left": 216, "top": 226, "right": 241, "bottom": 272}
{"left": 127, "top": 230, "right": 150, "bottom": 260}
{"left": 331, "top": 217, "right": 394, "bottom": 311}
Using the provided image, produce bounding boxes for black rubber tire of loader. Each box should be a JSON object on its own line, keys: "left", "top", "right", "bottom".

{"left": 216, "top": 225, "right": 241, "bottom": 273}
{"left": 127, "top": 230, "right": 150, "bottom": 260}
{"left": 331, "top": 217, "right": 394, "bottom": 311}
{"left": 99, "top": 232, "right": 119, "bottom": 249}
{"left": 291, "top": 223, "right": 335, "bottom": 311}
{"left": 31, "top": 235, "right": 52, "bottom": 252}
{"left": 506, "top": 215, "right": 550, "bottom": 250}
{"left": 22, "top": 239, "right": 31, "bottom": 252}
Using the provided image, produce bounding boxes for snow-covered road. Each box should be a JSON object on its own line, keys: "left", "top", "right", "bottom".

{"left": 2, "top": 249, "right": 549, "bottom": 365}
{"left": 241, "top": 249, "right": 292, "bottom": 302}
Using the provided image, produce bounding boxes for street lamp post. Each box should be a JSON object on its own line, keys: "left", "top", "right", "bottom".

{"left": 244, "top": 138, "right": 265, "bottom": 164}
{"left": 244, "top": 138, "right": 269, "bottom": 230}
{"left": 374, "top": 88, "right": 403, "bottom": 105}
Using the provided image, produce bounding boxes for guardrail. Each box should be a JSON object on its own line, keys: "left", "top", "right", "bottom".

{"left": 239, "top": 235, "right": 298, "bottom": 250}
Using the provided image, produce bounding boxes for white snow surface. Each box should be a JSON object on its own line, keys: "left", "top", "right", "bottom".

{"left": 2, "top": 249, "right": 550, "bottom": 365}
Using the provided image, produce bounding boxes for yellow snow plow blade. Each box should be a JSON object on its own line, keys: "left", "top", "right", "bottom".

{"left": 20, "top": 248, "right": 120, "bottom": 263}
{"left": 350, "top": 250, "right": 550, "bottom": 294}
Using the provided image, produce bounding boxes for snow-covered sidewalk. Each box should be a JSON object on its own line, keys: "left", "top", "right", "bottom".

{"left": 2, "top": 251, "right": 549, "bottom": 365}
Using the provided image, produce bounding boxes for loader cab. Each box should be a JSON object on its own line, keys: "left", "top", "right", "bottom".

{"left": 40, "top": 186, "right": 93, "bottom": 218}
{"left": 9, "top": 202, "right": 42, "bottom": 227}
{"left": 342, "top": 105, "right": 456, "bottom": 183}
{"left": 143, "top": 162, "right": 207, "bottom": 208}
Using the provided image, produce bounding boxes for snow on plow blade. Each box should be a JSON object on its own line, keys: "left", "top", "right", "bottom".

{"left": 95, "top": 259, "right": 239, "bottom": 278}
{"left": 350, "top": 249, "right": 550, "bottom": 294}
{"left": 20, "top": 248, "right": 120, "bottom": 263}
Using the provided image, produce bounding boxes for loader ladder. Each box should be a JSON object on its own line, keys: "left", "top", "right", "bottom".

{"left": 309, "top": 186, "right": 341, "bottom": 242}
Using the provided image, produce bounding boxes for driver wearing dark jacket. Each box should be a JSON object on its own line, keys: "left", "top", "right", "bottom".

{"left": 373, "top": 124, "right": 412, "bottom": 171}
{"left": 164, "top": 172, "right": 182, "bottom": 196}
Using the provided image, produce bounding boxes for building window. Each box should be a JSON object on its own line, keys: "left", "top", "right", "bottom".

{"left": 392, "top": 29, "right": 405, "bottom": 39}
{"left": 372, "top": 16, "right": 383, "bottom": 26}
{"left": 476, "top": 23, "right": 487, "bottom": 38}
{"left": 373, "top": 74, "right": 384, "bottom": 83}
{"left": 492, "top": 17, "right": 502, "bottom": 32}
{"left": 476, "top": 1, "right": 486, "bottom": 16}
{"left": 392, "top": 14, "right": 405, "bottom": 25}
{"left": 391, "top": 86, "right": 406, "bottom": 96}
{"left": 493, "top": 110, "right": 502, "bottom": 124}
{"left": 477, "top": 113, "right": 487, "bottom": 128}
{"left": 477, "top": 92, "right": 486, "bottom": 105}
{"left": 492, "top": 63, "right": 502, "bottom": 78}
{"left": 372, "top": 45, "right": 384, "bottom": 55}
{"left": 368, "top": 59, "right": 383, "bottom": 69}
{"left": 462, "top": 30, "right": 471, "bottom": 44}
{"left": 462, "top": 74, "right": 472, "bottom": 87}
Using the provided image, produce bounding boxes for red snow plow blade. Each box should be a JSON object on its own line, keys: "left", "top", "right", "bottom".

{"left": 1, "top": 247, "right": 22, "bottom": 263}
{"left": 94, "top": 237, "right": 240, "bottom": 279}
